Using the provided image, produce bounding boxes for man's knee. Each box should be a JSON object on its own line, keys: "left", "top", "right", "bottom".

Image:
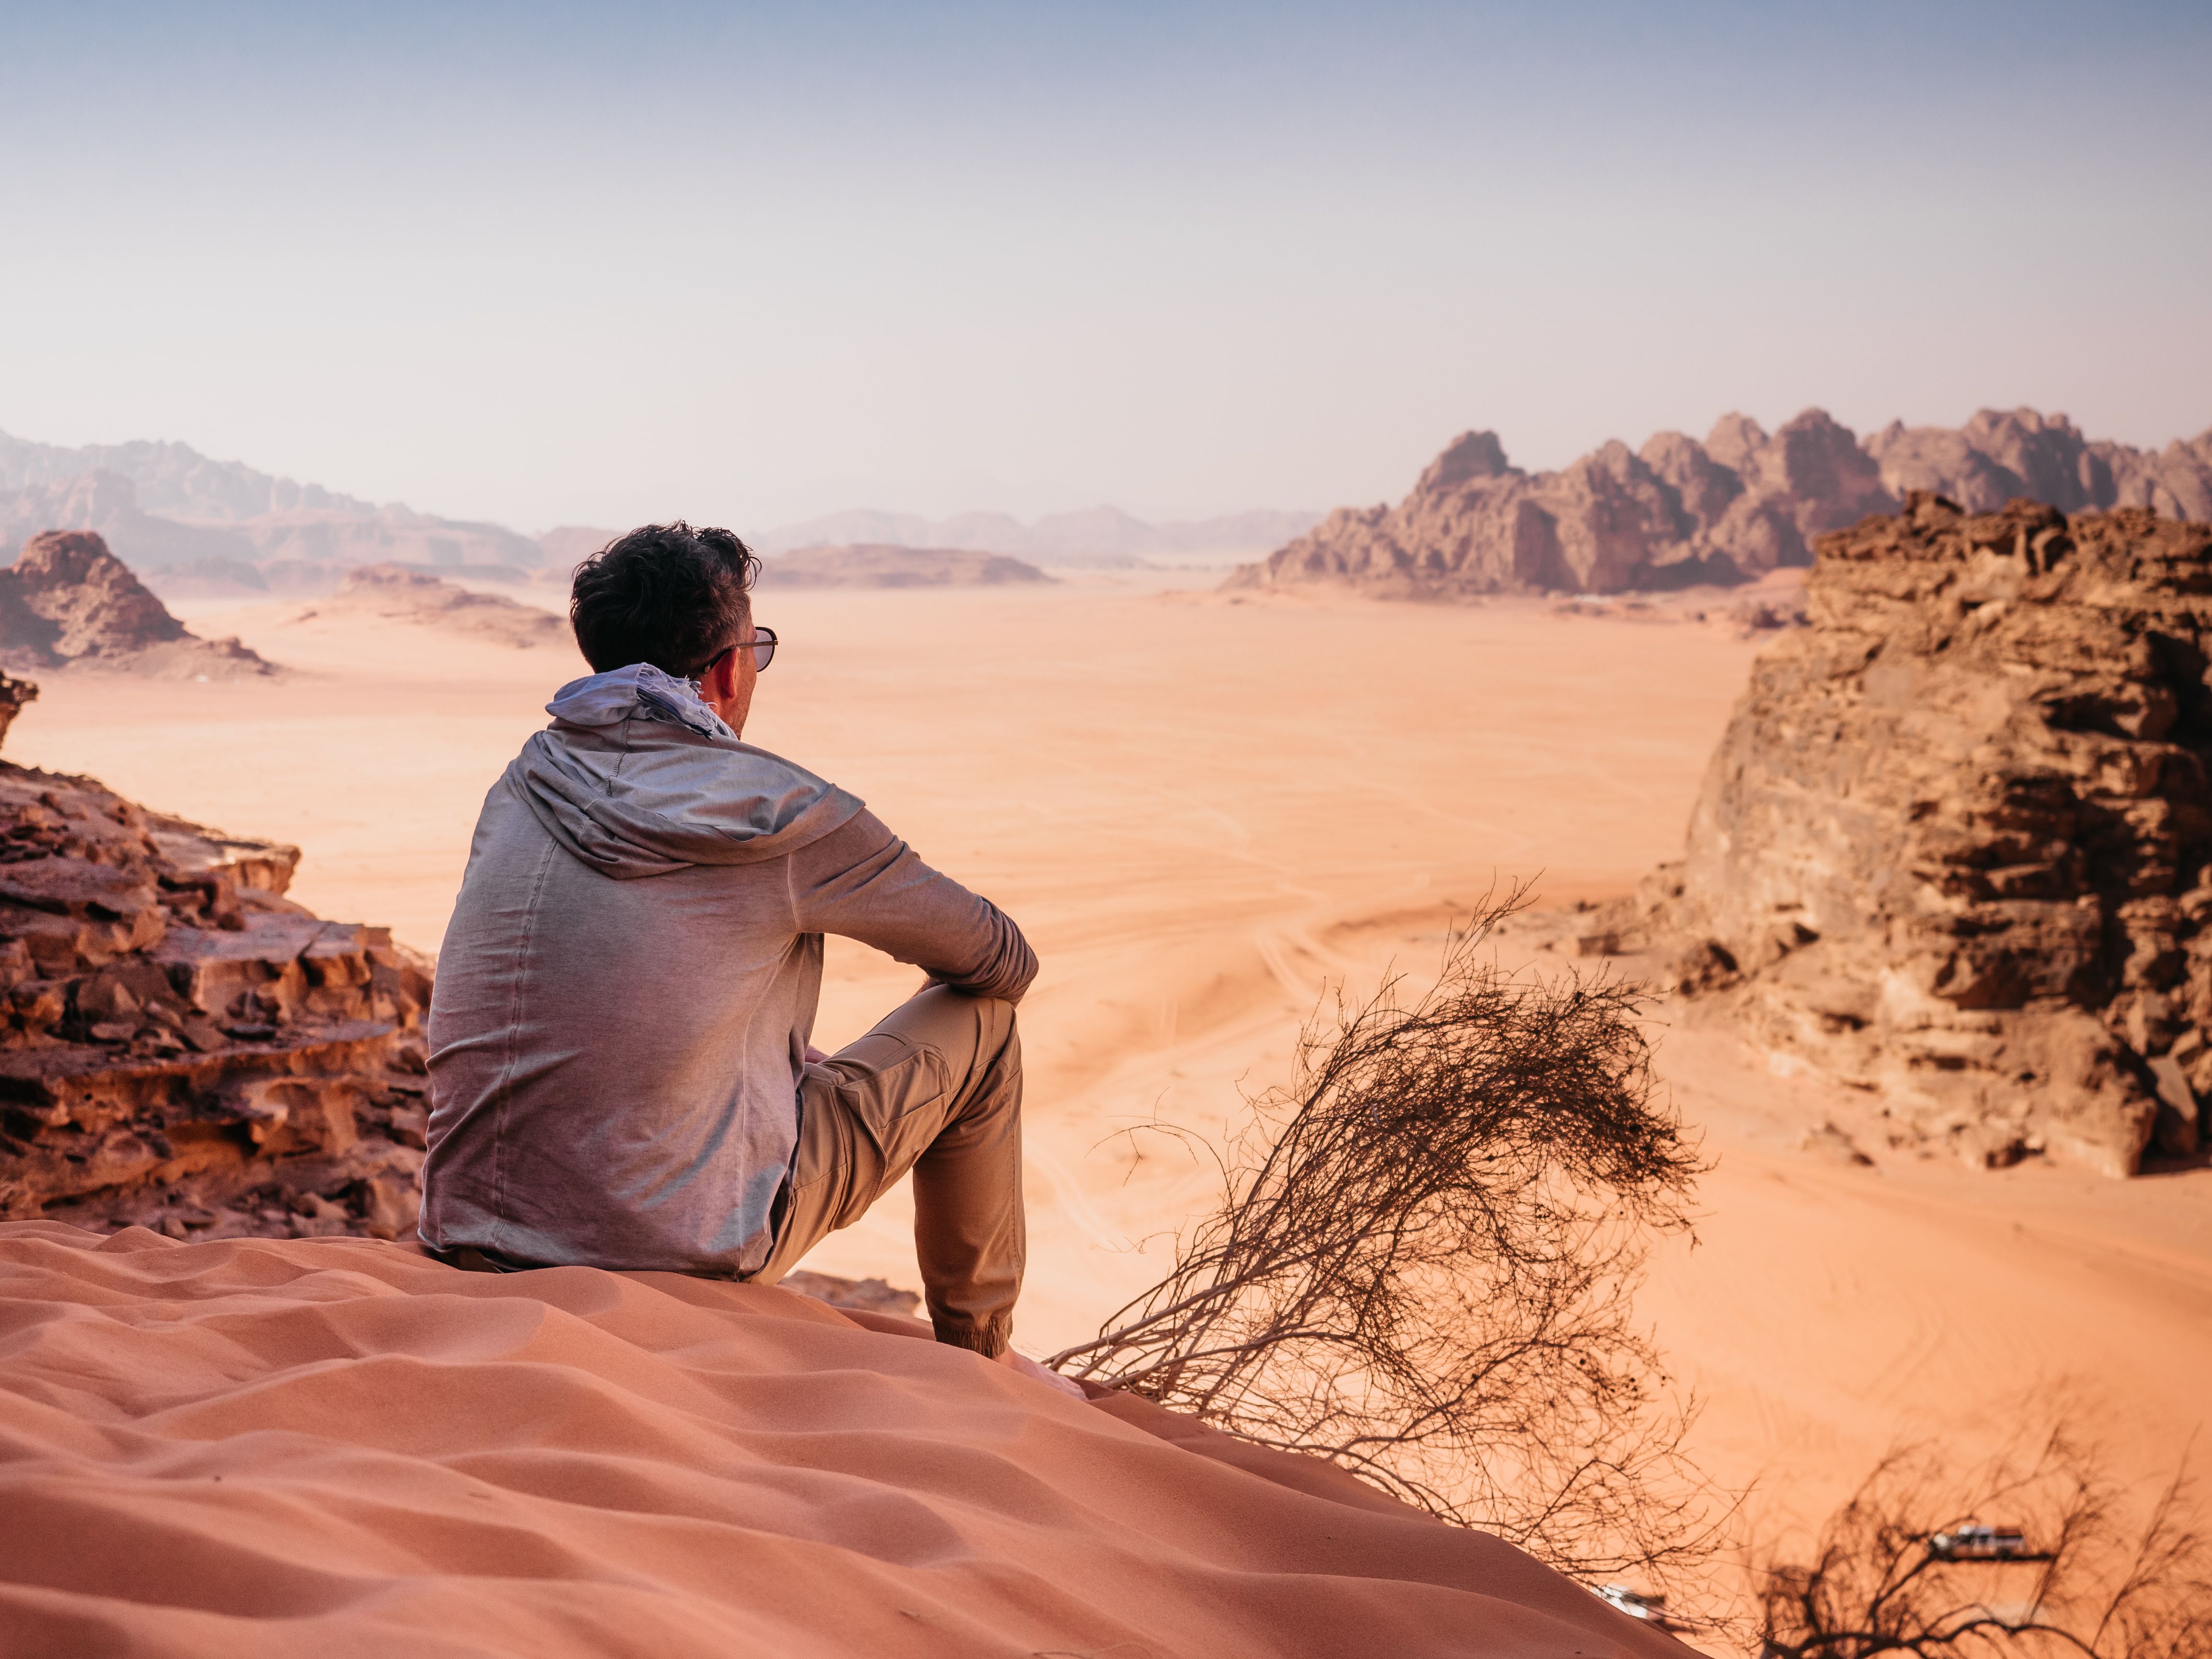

{"left": 916, "top": 982, "right": 1016, "bottom": 1032}
{"left": 867, "top": 984, "right": 1018, "bottom": 1076}
{"left": 954, "top": 992, "right": 1019, "bottom": 1091}
{"left": 964, "top": 991, "right": 1018, "bottom": 1066}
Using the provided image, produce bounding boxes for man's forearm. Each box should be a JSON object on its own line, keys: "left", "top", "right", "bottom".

{"left": 789, "top": 809, "right": 1038, "bottom": 1002}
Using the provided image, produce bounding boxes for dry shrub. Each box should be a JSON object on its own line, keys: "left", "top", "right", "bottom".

{"left": 1048, "top": 888, "right": 1719, "bottom": 1583}
{"left": 1755, "top": 1423, "right": 2212, "bottom": 1658}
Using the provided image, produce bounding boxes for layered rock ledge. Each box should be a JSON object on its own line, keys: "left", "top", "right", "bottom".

{"left": 0, "top": 709, "right": 432, "bottom": 1237}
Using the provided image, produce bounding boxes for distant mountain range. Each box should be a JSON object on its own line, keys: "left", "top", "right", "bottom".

{"left": 0, "top": 432, "right": 379, "bottom": 519}
{"left": 0, "top": 432, "right": 544, "bottom": 582}
{"left": 0, "top": 429, "right": 1317, "bottom": 589}
{"left": 26, "top": 408, "right": 2197, "bottom": 604}
{"left": 1230, "top": 407, "right": 2212, "bottom": 598}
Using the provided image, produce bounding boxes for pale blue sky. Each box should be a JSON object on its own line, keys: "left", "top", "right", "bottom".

{"left": 2, "top": 1, "right": 2206, "bottom": 531}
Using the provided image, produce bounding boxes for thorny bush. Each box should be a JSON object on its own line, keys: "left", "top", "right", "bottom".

{"left": 1048, "top": 888, "right": 1719, "bottom": 1583}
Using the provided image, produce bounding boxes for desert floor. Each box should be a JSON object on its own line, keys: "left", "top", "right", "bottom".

{"left": 16, "top": 573, "right": 2209, "bottom": 1550}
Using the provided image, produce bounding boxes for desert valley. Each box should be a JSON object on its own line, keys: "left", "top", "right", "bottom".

{"left": 0, "top": 399, "right": 2208, "bottom": 1649}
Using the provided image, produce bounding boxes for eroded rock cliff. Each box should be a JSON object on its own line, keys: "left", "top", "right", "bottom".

{"left": 1624, "top": 496, "right": 2212, "bottom": 1175}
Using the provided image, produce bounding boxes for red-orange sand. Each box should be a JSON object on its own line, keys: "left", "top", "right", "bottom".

{"left": 0, "top": 1221, "right": 1681, "bottom": 1657}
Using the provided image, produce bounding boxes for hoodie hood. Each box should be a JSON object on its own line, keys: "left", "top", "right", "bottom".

{"left": 544, "top": 662, "right": 730, "bottom": 740}
{"left": 508, "top": 663, "right": 865, "bottom": 878}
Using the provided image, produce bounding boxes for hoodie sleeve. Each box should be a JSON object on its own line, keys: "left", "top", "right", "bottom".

{"left": 785, "top": 808, "right": 1038, "bottom": 1003}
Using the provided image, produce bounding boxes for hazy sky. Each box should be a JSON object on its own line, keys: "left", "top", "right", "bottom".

{"left": 2, "top": 1, "right": 2207, "bottom": 533}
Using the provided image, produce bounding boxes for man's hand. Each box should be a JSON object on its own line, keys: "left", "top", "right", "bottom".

{"left": 804, "top": 1044, "right": 828, "bottom": 1065}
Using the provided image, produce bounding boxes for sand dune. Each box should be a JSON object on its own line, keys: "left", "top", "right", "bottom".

{"left": 4, "top": 572, "right": 2205, "bottom": 1608}
{"left": 0, "top": 1221, "right": 1686, "bottom": 1657}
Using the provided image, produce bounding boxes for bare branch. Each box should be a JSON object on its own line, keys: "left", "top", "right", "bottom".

{"left": 1051, "top": 886, "right": 1725, "bottom": 1585}
{"left": 1753, "top": 1423, "right": 2212, "bottom": 1658}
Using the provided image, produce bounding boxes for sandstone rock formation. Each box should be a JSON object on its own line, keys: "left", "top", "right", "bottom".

{"left": 1619, "top": 495, "right": 2212, "bottom": 1176}
{"left": 0, "top": 710, "right": 434, "bottom": 1238}
{"left": 0, "top": 531, "right": 271, "bottom": 677}
{"left": 1867, "top": 409, "right": 2212, "bottom": 521}
{"left": 10, "top": 528, "right": 187, "bottom": 657}
{"left": 756, "top": 544, "right": 1054, "bottom": 589}
{"left": 316, "top": 563, "right": 568, "bottom": 649}
{"left": 1233, "top": 407, "right": 2212, "bottom": 599}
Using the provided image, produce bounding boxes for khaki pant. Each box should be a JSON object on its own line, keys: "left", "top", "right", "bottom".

{"left": 752, "top": 986, "right": 1026, "bottom": 1358}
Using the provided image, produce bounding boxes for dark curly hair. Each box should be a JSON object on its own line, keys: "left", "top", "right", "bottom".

{"left": 569, "top": 521, "right": 758, "bottom": 677}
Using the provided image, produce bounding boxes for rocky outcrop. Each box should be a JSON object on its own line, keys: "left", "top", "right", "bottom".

{"left": 0, "top": 711, "right": 434, "bottom": 1238}
{"left": 313, "top": 563, "right": 567, "bottom": 649}
{"left": 1619, "top": 495, "right": 2212, "bottom": 1175}
{"left": 10, "top": 528, "right": 188, "bottom": 656}
{"left": 782, "top": 1269, "right": 922, "bottom": 1316}
{"left": 757, "top": 544, "right": 1054, "bottom": 589}
{"left": 1233, "top": 407, "right": 2211, "bottom": 599}
{"left": 0, "top": 531, "right": 271, "bottom": 677}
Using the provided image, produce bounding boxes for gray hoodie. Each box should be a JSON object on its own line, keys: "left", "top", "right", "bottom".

{"left": 420, "top": 664, "right": 1037, "bottom": 1275}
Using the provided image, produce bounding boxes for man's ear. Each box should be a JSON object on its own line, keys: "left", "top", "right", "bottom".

{"left": 704, "top": 647, "right": 739, "bottom": 700}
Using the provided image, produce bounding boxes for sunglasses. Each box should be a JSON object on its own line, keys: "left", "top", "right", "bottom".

{"left": 696, "top": 627, "right": 778, "bottom": 679}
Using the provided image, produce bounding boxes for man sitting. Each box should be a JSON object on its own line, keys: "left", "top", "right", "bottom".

{"left": 420, "top": 521, "right": 1077, "bottom": 1396}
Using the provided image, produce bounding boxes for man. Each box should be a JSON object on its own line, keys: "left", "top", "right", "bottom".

{"left": 420, "top": 521, "right": 1077, "bottom": 1397}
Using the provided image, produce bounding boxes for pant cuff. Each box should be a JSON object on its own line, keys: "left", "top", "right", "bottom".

{"left": 933, "top": 1315, "right": 1011, "bottom": 1359}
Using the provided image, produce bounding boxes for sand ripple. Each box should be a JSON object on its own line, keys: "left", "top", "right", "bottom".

{"left": 0, "top": 1221, "right": 1680, "bottom": 1657}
